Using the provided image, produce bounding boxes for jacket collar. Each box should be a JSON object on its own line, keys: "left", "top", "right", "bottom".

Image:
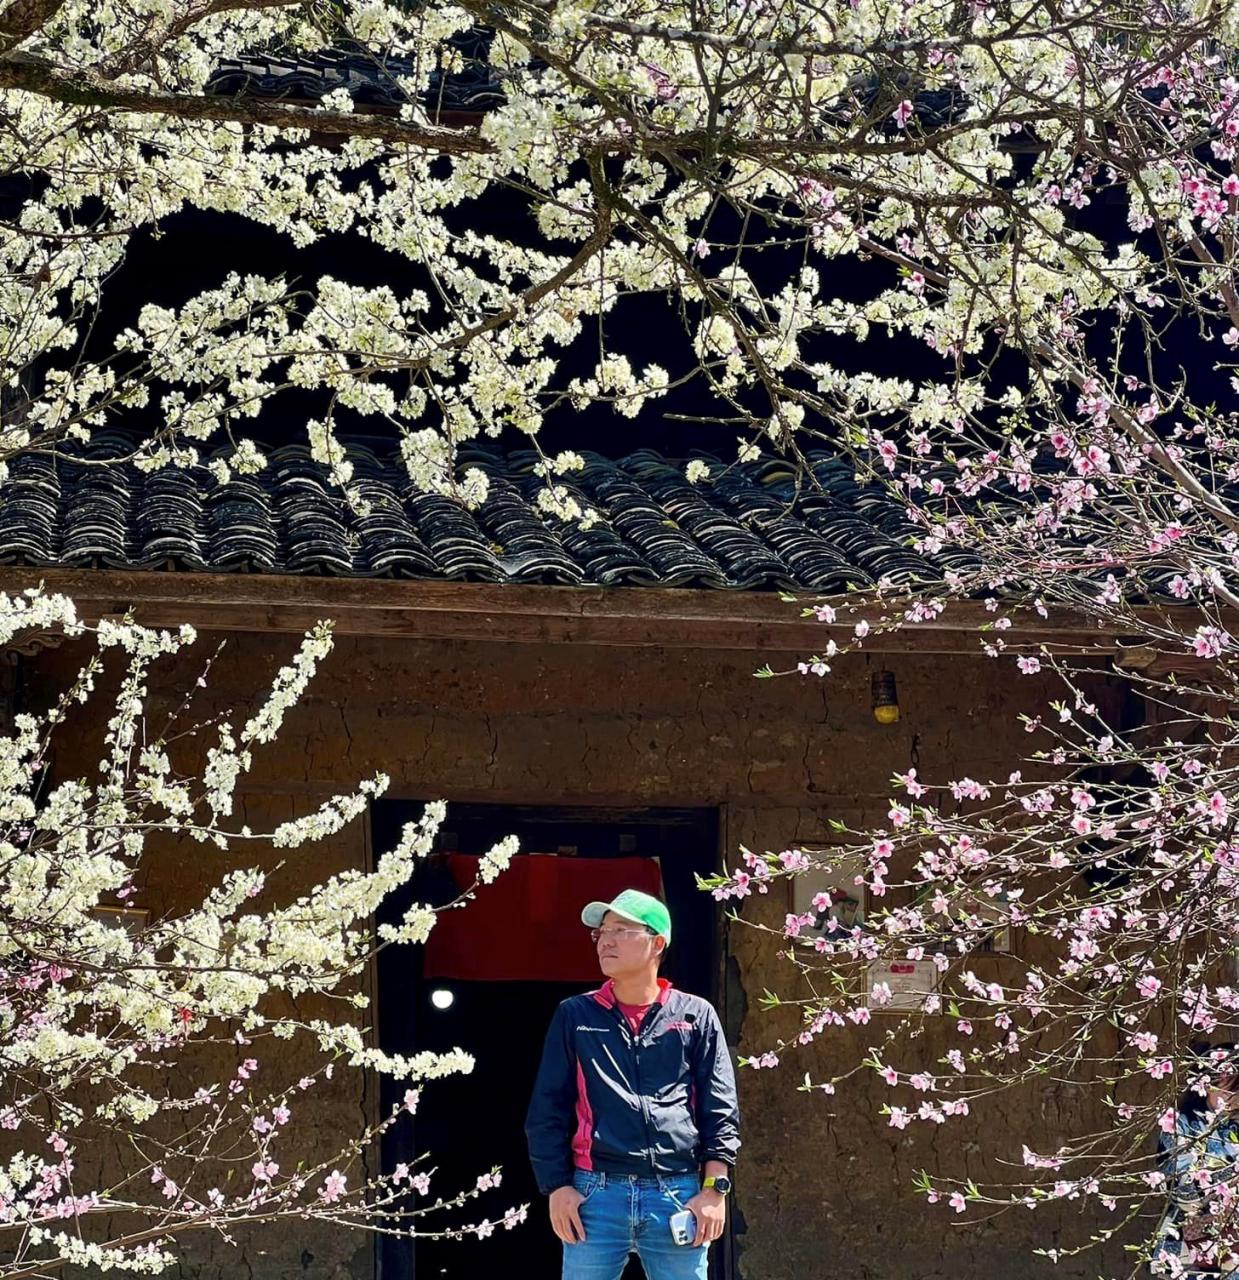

{"left": 592, "top": 977, "right": 673, "bottom": 1009}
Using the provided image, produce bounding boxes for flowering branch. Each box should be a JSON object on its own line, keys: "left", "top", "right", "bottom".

{"left": 0, "top": 589, "right": 522, "bottom": 1274}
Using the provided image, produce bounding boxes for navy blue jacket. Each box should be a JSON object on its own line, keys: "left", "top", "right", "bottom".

{"left": 525, "top": 979, "right": 740, "bottom": 1195}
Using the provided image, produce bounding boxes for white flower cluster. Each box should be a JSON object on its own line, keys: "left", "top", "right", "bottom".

{"left": 1, "top": 0, "right": 1209, "bottom": 546}
{"left": 479, "top": 834, "right": 520, "bottom": 884}
{"left": 0, "top": 591, "right": 80, "bottom": 649}
{"left": 399, "top": 430, "right": 491, "bottom": 510}
{"left": 0, "top": 593, "right": 519, "bottom": 1270}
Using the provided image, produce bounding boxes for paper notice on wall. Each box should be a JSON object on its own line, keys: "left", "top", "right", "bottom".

{"left": 790, "top": 849, "right": 865, "bottom": 935}
{"left": 866, "top": 958, "right": 939, "bottom": 1013}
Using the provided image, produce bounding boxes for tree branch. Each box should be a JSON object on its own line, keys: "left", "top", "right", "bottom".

{"left": 0, "top": 50, "right": 494, "bottom": 151}
{"left": 0, "top": 0, "right": 68, "bottom": 53}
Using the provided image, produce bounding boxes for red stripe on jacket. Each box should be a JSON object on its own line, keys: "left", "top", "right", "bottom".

{"left": 572, "top": 1059, "right": 594, "bottom": 1171}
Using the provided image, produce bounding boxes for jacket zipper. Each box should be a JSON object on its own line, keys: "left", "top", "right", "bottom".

{"left": 614, "top": 1001, "right": 662, "bottom": 1174}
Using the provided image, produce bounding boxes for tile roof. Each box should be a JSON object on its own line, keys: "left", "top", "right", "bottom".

{"left": 205, "top": 30, "right": 504, "bottom": 116}
{"left": 203, "top": 47, "right": 977, "bottom": 134}
{"left": 202, "top": 35, "right": 983, "bottom": 133}
{"left": 0, "top": 436, "right": 967, "bottom": 592}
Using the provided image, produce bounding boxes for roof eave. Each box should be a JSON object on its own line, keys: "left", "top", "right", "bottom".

{"left": 0, "top": 567, "right": 1188, "bottom": 657}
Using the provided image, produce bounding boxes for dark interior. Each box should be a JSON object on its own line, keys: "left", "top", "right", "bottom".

{"left": 373, "top": 801, "right": 722, "bottom": 1280}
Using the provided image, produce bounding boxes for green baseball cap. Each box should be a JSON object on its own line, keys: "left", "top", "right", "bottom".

{"left": 581, "top": 889, "right": 672, "bottom": 944}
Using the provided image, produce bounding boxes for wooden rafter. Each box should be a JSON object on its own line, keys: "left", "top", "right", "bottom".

{"left": 0, "top": 567, "right": 1200, "bottom": 655}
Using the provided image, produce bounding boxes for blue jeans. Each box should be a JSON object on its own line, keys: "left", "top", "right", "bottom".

{"left": 562, "top": 1170, "right": 710, "bottom": 1280}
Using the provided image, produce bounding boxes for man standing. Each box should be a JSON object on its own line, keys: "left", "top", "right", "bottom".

{"left": 525, "top": 889, "right": 740, "bottom": 1280}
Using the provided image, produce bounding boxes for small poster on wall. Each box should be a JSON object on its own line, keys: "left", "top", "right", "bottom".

{"left": 790, "top": 848, "right": 866, "bottom": 938}
{"left": 866, "top": 958, "right": 939, "bottom": 1012}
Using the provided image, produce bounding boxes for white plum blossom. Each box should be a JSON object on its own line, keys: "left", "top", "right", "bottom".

{"left": 0, "top": 593, "right": 518, "bottom": 1272}
{"left": 11, "top": 0, "right": 1239, "bottom": 1268}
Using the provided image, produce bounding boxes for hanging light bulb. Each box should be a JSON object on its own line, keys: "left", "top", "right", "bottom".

{"left": 871, "top": 670, "right": 900, "bottom": 725}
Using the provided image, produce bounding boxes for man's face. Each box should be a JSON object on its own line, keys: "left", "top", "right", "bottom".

{"left": 594, "top": 910, "right": 661, "bottom": 978}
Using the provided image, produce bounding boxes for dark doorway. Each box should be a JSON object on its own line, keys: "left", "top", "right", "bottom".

{"left": 373, "top": 802, "right": 722, "bottom": 1280}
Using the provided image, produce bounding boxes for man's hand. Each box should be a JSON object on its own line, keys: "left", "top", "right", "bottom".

{"left": 686, "top": 1189, "right": 726, "bottom": 1247}
{"left": 549, "top": 1185, "right": 587, "bottom": 1244}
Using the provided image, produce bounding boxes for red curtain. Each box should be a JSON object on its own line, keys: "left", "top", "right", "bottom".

{"left": 422, "top": 855, "right": 664, "bottom": 982}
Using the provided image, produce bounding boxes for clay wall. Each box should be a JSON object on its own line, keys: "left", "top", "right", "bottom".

{"left": 24, "top": 632, "right": 1130, "bottom": 1280}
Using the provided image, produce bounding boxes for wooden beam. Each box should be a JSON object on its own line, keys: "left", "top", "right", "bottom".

{"left": 0, "top": 566, "right": 1178, "bottom": 654}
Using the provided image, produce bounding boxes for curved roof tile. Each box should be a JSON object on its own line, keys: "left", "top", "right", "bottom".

{"left": 0, "top": 434, "right": 963, "bottom": 593}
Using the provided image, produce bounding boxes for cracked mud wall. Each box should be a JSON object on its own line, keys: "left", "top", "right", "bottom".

{"left": 24, "top": 633, "right": 1128, "bottom": 1280}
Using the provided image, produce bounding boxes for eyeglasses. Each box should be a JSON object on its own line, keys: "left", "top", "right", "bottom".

{"left": 590, "top": 927, "right": 655, "bottom": 943}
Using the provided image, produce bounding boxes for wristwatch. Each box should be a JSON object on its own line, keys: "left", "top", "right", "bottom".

{"left": 703, "top": 1175, "right": 732, "bottom": 1196}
